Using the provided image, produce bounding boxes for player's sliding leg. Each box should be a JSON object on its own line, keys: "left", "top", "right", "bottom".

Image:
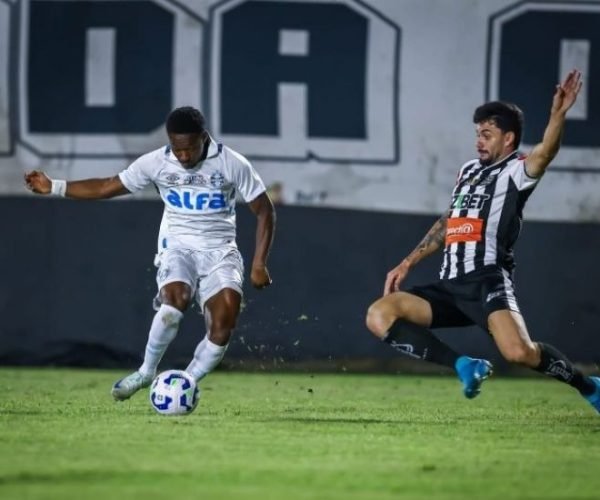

{"left": 381, "top": 318, "right": 492, "bottom": 399}
{"left": 111, "top": 281, "right": 191, "bottom": 401}
{"left": 367, "top": 292, "right": 492, "bottom": 398}
{"left": 488, "top": 310, "right": 600, "bottom": 413}
{"left": 185, "top": 288, "right": 240, "bottom": 382}
{"left": 534, "top": 343, "right": 600, "bottom": 412}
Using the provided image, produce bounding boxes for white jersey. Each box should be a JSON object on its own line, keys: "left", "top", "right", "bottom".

{"left": 119, "top": 138, "right": 266, "bottom": 252}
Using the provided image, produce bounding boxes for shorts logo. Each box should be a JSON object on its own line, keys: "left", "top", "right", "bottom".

{"left": 157, "top": 266, "right": 170, "bottom": 281}
{"left": 486, "top": 290, "right": 505, "bottom": 303}
{"left": 445, "top": 217, "right": 483, "bottom": 245}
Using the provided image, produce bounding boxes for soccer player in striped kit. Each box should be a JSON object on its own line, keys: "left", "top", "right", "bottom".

{"left": 25, "top": 107, "right": 275, "bottom": 401}
{"left": 366, "top": 70, "right": 600, "bottom": 412}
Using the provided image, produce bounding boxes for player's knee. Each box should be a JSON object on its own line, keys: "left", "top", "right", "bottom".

{"left": 211, "top": 314, "right": 238, "bottom": 336}
{"left": 159, "top": 282, "right": 193, "bottom": 312}
{"left": 366, "top": 304, "right": 390, "bottom": 338}
{"left": 501, "top": 343, "right": 537, "bottom": 366}
{"left": 160, "top": 291, "right": 191, "bottom": 312}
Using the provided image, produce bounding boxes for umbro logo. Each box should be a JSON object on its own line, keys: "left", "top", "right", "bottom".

{"left": 486, "top": 291, "right": 504, "bottom": 303}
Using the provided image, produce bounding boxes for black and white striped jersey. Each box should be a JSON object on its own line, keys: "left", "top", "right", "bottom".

{"left": 439, "top": 151, "right": 540, "bottom": 280}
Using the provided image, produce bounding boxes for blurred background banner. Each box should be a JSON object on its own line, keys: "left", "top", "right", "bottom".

{"left": 1, "top": 0, "right": 599, "bottom": 220}
{"left": 2, "top": 0, "right": 600, "bottom": 369}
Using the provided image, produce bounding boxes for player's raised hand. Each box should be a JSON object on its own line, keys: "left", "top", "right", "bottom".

{"left": 383, "top": 260, "right": 411, "bottom": 296}
{"left": 250, "top": 264, "right": 272, "bottom": 289}
{"left": 24, "top": 170, "right": 52, "bottom": 194}
{"left": 552, "top": 69, "right": 582, "bottom": 115}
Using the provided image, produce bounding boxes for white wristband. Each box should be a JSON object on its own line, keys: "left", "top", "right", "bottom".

{"left": 50, "top": 179, "right": 67, "bottom": 197}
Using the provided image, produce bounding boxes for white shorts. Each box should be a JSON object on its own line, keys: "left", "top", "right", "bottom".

{"left": 153, "top": 246, "right": 244, "bottom": 312}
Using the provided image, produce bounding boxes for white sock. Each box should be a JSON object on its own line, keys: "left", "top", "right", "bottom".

{"left": 185, "top": 338, "right": 228, "bottom": 381}
{"left": 139, "top": 304, "right": 183, "bottom": 377}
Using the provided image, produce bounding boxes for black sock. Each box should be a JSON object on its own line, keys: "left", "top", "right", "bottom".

{"left": 383, "top": 320, "right": 461, "bottom": 369}
{"left": 534, "top": 342, "right": 595, "bottom": 395}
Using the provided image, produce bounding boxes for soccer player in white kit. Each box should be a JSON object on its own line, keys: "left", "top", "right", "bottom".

{"left": 25, "top": 107, "right": 275, "bottom": 400}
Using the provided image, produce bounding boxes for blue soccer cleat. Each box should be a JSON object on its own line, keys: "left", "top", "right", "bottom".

{"left": 583, "top": 376, "right": 600, "bottom": 414}
{"left": 455, "top": 356, "right": 493, "bottom": 399}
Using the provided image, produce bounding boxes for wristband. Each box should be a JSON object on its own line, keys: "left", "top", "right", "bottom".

{"left": 50, "top": 179, "right": 67, "bottom": 197}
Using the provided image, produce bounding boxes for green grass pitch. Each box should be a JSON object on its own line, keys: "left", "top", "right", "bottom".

{"left": 1, "top": 368, "right": 599, "bottom": 499}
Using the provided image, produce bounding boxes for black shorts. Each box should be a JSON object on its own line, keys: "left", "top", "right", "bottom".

{"left": 407, "top": 265, "right": 520, "bottom": 332}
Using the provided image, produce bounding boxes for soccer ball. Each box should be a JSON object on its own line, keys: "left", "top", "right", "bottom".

{"left": 149, "top": 370, "right": 199, "bottom": 416}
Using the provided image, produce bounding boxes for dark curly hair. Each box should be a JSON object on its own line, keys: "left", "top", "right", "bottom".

{"left": 166, "top": 107, "right": 206, "bottom": 134}
{"left": 473, "top": 101, "right": 524, "bottom": 148}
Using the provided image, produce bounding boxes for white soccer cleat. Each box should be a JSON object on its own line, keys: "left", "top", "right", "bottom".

{"left": 111, "top": 371, "right": 154, "bottom": 401}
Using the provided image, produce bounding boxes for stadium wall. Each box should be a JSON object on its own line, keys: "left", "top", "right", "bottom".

{"left": 2, "top": 0, "right": 600, "bottom": 222}
{"left": 2, "top": 197, "right": 599, "bottom": 372}
{"left": 2, "top": 0, "right": 600, "bottom": 372}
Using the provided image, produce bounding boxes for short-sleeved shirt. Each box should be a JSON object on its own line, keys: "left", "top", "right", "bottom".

{"left": 440, "top": 151, "right": 540, "bottom": 280}
{"left": 119, "top": 138, "right": 266, "bottom": 252}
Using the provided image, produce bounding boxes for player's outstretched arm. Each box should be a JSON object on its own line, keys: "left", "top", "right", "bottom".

{"left": 525, "top": 69, "right": 582, "bottom": 178}
{"left": 383, "top": 212, "right": 448, "bottom": 295}
{"left": 24, "top": 171, "right": 130, "bottom": 199}
{"left": 247, "top": 191, "right": 275, "bottom": 289}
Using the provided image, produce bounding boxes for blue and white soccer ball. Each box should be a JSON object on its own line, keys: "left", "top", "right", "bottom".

{"left": 149, "top": 370, "right": 200, "bottom": 416}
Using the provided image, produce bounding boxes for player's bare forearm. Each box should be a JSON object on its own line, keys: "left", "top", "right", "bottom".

{"left": 25, "top": 170, "right": 129, "bottom": 199}
{"left": 249, "top": 192, "right": 275, "bottom": 268}
{"left": 526, "top": 111, "right": 566, "bottom": 177}
{"left": 541, "top": 110, "right": 567, "bottom": 157}
{"left": 383, "top": 212, "right": 448, "bottom": 295}
{"left": 65, "top": 176, "right": 130, "bottom": 199}
{"left": 526, "top": 69, "right": 582, "bottom": 177}
{"left": 404, "top": 212, "right": 448, "bottom": 269}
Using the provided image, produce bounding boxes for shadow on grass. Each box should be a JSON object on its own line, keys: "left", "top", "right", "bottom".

{"left": 255, "top": 416, "right": 450, "bottom": 425}
{"left": 0, "top": 470, "right": 115, "bottom": 485}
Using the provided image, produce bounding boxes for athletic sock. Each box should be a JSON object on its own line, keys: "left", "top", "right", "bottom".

{"left": 383, "top": 319, "right": 461, "bottom": 369}
{"left": 185, "top": 338, "right": 228, "bottom": 382}
{"left": 138, "top": 304, "right": 183, "bottom": 377}
{"left": 534, "top": 342, "right": 595, "bottom": 395}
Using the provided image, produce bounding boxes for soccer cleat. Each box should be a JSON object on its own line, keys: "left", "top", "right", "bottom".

{"left": 455, "top": 356, "right": 493, "bottom": 399}
{"left": 111, "top": 371, "right": 154, "bottom": 401}
{"left": 583, "top": 376, "right": 600, "bottom": 414}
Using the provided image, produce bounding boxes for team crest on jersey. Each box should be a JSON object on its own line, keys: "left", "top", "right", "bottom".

{"left": 466, "top": 168, "right": 501, "bottom": 186}
{"left": 210, "top": 172, "right": 225, "bottom": 188}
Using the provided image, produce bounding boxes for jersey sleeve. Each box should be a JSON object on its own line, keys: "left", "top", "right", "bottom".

{"left": 118, "top": 152, "right": 158, "bottom": 193}
{"left": 508, "top": 157, "right": 540, "bottom": 191}
{"left": 227, "top": 149, "right": 266, "bottom": 202}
